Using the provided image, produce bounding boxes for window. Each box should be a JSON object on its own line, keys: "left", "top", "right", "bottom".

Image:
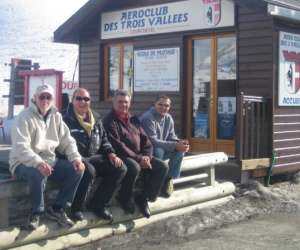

{"left": 104, "top": 43, "right": 133, "bottom": 98}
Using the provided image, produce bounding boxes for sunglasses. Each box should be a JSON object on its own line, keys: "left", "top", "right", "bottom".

{"left": 75, "top": 96, "right": 90, "bottom": 102}
{"left": 39, "top": 94, "right": 52, "bottom": 101}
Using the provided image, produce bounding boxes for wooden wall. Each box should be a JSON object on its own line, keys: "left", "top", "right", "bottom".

{"left": 237, "top": 5, "right": 274, "bottom": 97}
{"left": 272, "top": 19, "right": 300, "bottom": 174}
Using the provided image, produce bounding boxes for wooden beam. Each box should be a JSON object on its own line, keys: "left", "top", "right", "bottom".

{"left": 241, "top": 158, "right": 270, "bottom": 170}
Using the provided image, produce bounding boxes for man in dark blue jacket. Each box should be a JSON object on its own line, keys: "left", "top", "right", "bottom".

{"left": 63, "top": 88, "right": 127, "bottom": 222}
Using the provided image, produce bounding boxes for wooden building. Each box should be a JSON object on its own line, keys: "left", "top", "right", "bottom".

{"left": 54, "top": 0, "right": 300, "bottom": 177}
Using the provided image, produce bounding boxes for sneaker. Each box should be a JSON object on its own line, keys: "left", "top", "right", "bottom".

{"left": 160, "top": 177, "right": 174, "bottom": 198}
{"left": 135, "top": 195, "right": 151, "bottom": 218}
{"left": 46, "top": 207, "right": 74, "bottom": 227}
{"left": 27, "top": 213, "right": 40, "bottom": 230}
{"left": 71, "top": 210, "right": 85, "bottom": 221}
{"left": 93, "top": 206, "right": 113, "bottom": 222}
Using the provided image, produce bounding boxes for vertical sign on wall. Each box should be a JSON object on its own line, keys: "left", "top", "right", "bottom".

{"left": 278, "top": 31, "right": 300, "bottom": 106}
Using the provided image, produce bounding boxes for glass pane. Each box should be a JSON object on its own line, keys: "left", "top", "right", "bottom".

{"left": 192, "top": 39, "right": 211, "bottom": 139}
{"left": 217, "top": 36, "right": 236, "bottom": 140}
{"left": 109, "top": 46, "right": 120, "bottom": 96}
{"left": 123, "top": 45, "right": 134, "bottom": 95}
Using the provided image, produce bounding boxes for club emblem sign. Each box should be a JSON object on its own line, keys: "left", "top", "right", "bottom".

{"left": 203, "top": 0, "right": 221, "bottom": 26}
{"left": 278, "top": 32, "right": 300, "bottom": 106}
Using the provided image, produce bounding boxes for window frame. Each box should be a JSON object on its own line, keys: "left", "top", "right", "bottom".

{"left": 103, "top": 42, "right": 133, "bottom": 99}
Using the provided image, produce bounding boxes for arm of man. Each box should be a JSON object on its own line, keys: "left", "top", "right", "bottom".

{"left": 98, "top": 121, "right": 115, "bottom": 156}
{"left": 10, "top": 115, "right": 44, "bottom": 168}
{"left": 165, "top": 115, "right": 179, "bottom": 142}
{"left": 139, "top": 126, "right": 153, "bottom": 158}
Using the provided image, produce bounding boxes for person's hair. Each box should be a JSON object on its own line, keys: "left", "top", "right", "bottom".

{"left": 155, "top": 95, "right": 171, "bottom": 103}
{"left": 113, "top": 89, "right": 131, "bottom": 100}
{"left": 72, "top": 87, "right": 90, "bottom": 101}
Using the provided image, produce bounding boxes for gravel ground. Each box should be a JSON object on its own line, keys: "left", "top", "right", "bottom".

{"left": 71, "top": 174, "right": 300, "bottom": 250}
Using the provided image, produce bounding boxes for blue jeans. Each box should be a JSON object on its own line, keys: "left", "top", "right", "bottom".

{"left": 153, "top": 147, "right": 184, "bottom": 179}
{"left": 14, "top": 159, "right": 83, "bottom": 214}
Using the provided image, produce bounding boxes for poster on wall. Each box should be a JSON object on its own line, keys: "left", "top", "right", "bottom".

{"left": 101, "top": 0, "right": 235, "bottom": 39}
{"left": 278, "top": 31, "right": 300, "bottom": 106}
{"left": 134, "top": 47, "right": 180, "bottom": 92}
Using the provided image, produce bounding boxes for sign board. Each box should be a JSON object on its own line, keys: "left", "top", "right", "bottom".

{"left": 101, "top": 0, "right": 235, "bottom": 39}
{"left": 134, "top": 47, "right": 180, "bottom": 92}
{"left": 278, "top": 32, "right": 300, "bottom": 106}
{"left": 62, "top": 80, "right": 79, "bottom": 100}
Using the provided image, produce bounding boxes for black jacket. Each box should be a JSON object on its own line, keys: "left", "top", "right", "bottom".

{"left": 63, "top": 104, "right": 114, "bottom": 158}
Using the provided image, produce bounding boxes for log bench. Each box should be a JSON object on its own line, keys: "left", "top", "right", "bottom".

{"left": 0, "top": 152, "right": 233, "bottom": 250}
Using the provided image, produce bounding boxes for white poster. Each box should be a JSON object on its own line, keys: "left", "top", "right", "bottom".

{"left": 134, "top": 48, "right": 180, "bottom": 92}
{"left": 101, "top": 0, "right": 234, "bottom": 39}
{"left": 278, "top": 32, "right": 300, "bottom": 106}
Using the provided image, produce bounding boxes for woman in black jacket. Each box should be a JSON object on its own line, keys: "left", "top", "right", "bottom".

{"left": 63, "top": 88, "right": 128, "bottom": 221}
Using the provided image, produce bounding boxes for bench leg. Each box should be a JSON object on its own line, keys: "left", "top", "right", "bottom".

{"left": 0, "top": 200, "right": 9, "bottom": 227}
{"left": 205, "top": 165, "right": 215, "bottom": 186}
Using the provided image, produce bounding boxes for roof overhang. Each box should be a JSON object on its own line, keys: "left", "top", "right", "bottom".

{"left": 54, "top": 0, "right": 300, "bottom": 44}
{"left": 54, "top": 0, "right": 109, "bottom": 44}
{"left": 267, "top": 2, "right": 300, "bottom": 22}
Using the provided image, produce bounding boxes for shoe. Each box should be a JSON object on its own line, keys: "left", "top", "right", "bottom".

{"left": 71, "top": 210, "right": 85, "bottom": 221}
{"left": 160, "top": 177, "right": 174, "bottom": 198}
{"left": 116, "top": 196, "right": 135, "bottom": 214}
{"left": 135, "top": 195, "right": 151, "bottom": 218}
{"left": 93, "top": 206, "right": 113, "bottom": 221}
{"left": 27, "top": 213, "right": 40, "bottom": 230}
{"left": 46, "top": 207, "right": 74, "bottom": 227}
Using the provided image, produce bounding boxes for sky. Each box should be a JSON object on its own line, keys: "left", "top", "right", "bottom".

{"left": 0, "top": 0, "right": 89, "bottom": 116}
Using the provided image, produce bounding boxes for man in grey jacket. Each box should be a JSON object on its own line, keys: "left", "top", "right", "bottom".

{"left": 140, "top": 95, "right": 189, "bottom": 197}
{"left": 9, "top": 84, "right": 85, "bottom": 230}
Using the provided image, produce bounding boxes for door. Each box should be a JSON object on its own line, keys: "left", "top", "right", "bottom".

{"left": 186, "top": 34, "right": 237, "bottom": 155}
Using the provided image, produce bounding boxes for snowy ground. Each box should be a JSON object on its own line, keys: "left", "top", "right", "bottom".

{"left": 71, "top": 176, "right": 300, "bottom": 250}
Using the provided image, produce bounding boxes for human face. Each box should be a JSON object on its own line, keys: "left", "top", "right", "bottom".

{"left": 113, "top": 95, "right": 131, "bottom": 114}
{"left": 72, "top": 89, "right": 91, "bottom": 116}
{"left": 155, "top": 98, "right": 171, "bottom": 116}
{"left": 34, "top": 93, "right": 53, "bottom": 115}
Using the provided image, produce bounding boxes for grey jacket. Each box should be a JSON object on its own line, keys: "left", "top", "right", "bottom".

{"left": 140, "top": 107, "right": 179, "bottom": 152}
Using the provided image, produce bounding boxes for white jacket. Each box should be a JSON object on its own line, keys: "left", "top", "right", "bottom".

{"left": 9, "top": 102, "right": 81, "bottom": 174}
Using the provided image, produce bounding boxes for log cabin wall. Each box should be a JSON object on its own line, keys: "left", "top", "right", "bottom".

{"left": 272, "top": 19, "right": 300, "bottom": 174}
{"left": 237, "top": 5, "right": 274, "bottom": 97}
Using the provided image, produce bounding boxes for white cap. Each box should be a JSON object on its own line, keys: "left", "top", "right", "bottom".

{"left": 35, "top": 84, "right": 54, "bottom": 97}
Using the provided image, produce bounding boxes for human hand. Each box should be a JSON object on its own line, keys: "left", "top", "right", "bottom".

{"left": 72, "top": 159, "right": 85, "bottom": 174}
{"left": 175, "top": 140, "right": 190, "bottom": 152}
{"left": 140, "top": 156, "right": 152, "bottom": 169}
{"left": 108, "top": 153, "right": 123, "bottom": 168}
{"left": 37, "top": 162, "right": 53, "bottom": 177}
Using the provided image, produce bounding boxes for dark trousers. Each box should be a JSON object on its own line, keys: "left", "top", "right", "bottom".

{"left": 120, "top": 157, "right": 168, "bottom": 202}
{"left": 71, "top": 155, "right": 126, "bottom": 212}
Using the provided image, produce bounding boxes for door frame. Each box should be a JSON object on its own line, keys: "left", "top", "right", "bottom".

{"left": 185, "top": 33, "right": 236, "bottom": 155}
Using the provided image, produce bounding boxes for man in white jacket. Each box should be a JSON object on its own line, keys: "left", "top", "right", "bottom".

{"left": 9, "top": 84, "right": 85, "bottom": 230}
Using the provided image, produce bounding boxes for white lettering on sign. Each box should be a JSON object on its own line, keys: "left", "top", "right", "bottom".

{"left": 101, "top": 0, "right": 234, "bottom": 39}
{"left": 62, "top": 81, "right": 79, "bottom": 98}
